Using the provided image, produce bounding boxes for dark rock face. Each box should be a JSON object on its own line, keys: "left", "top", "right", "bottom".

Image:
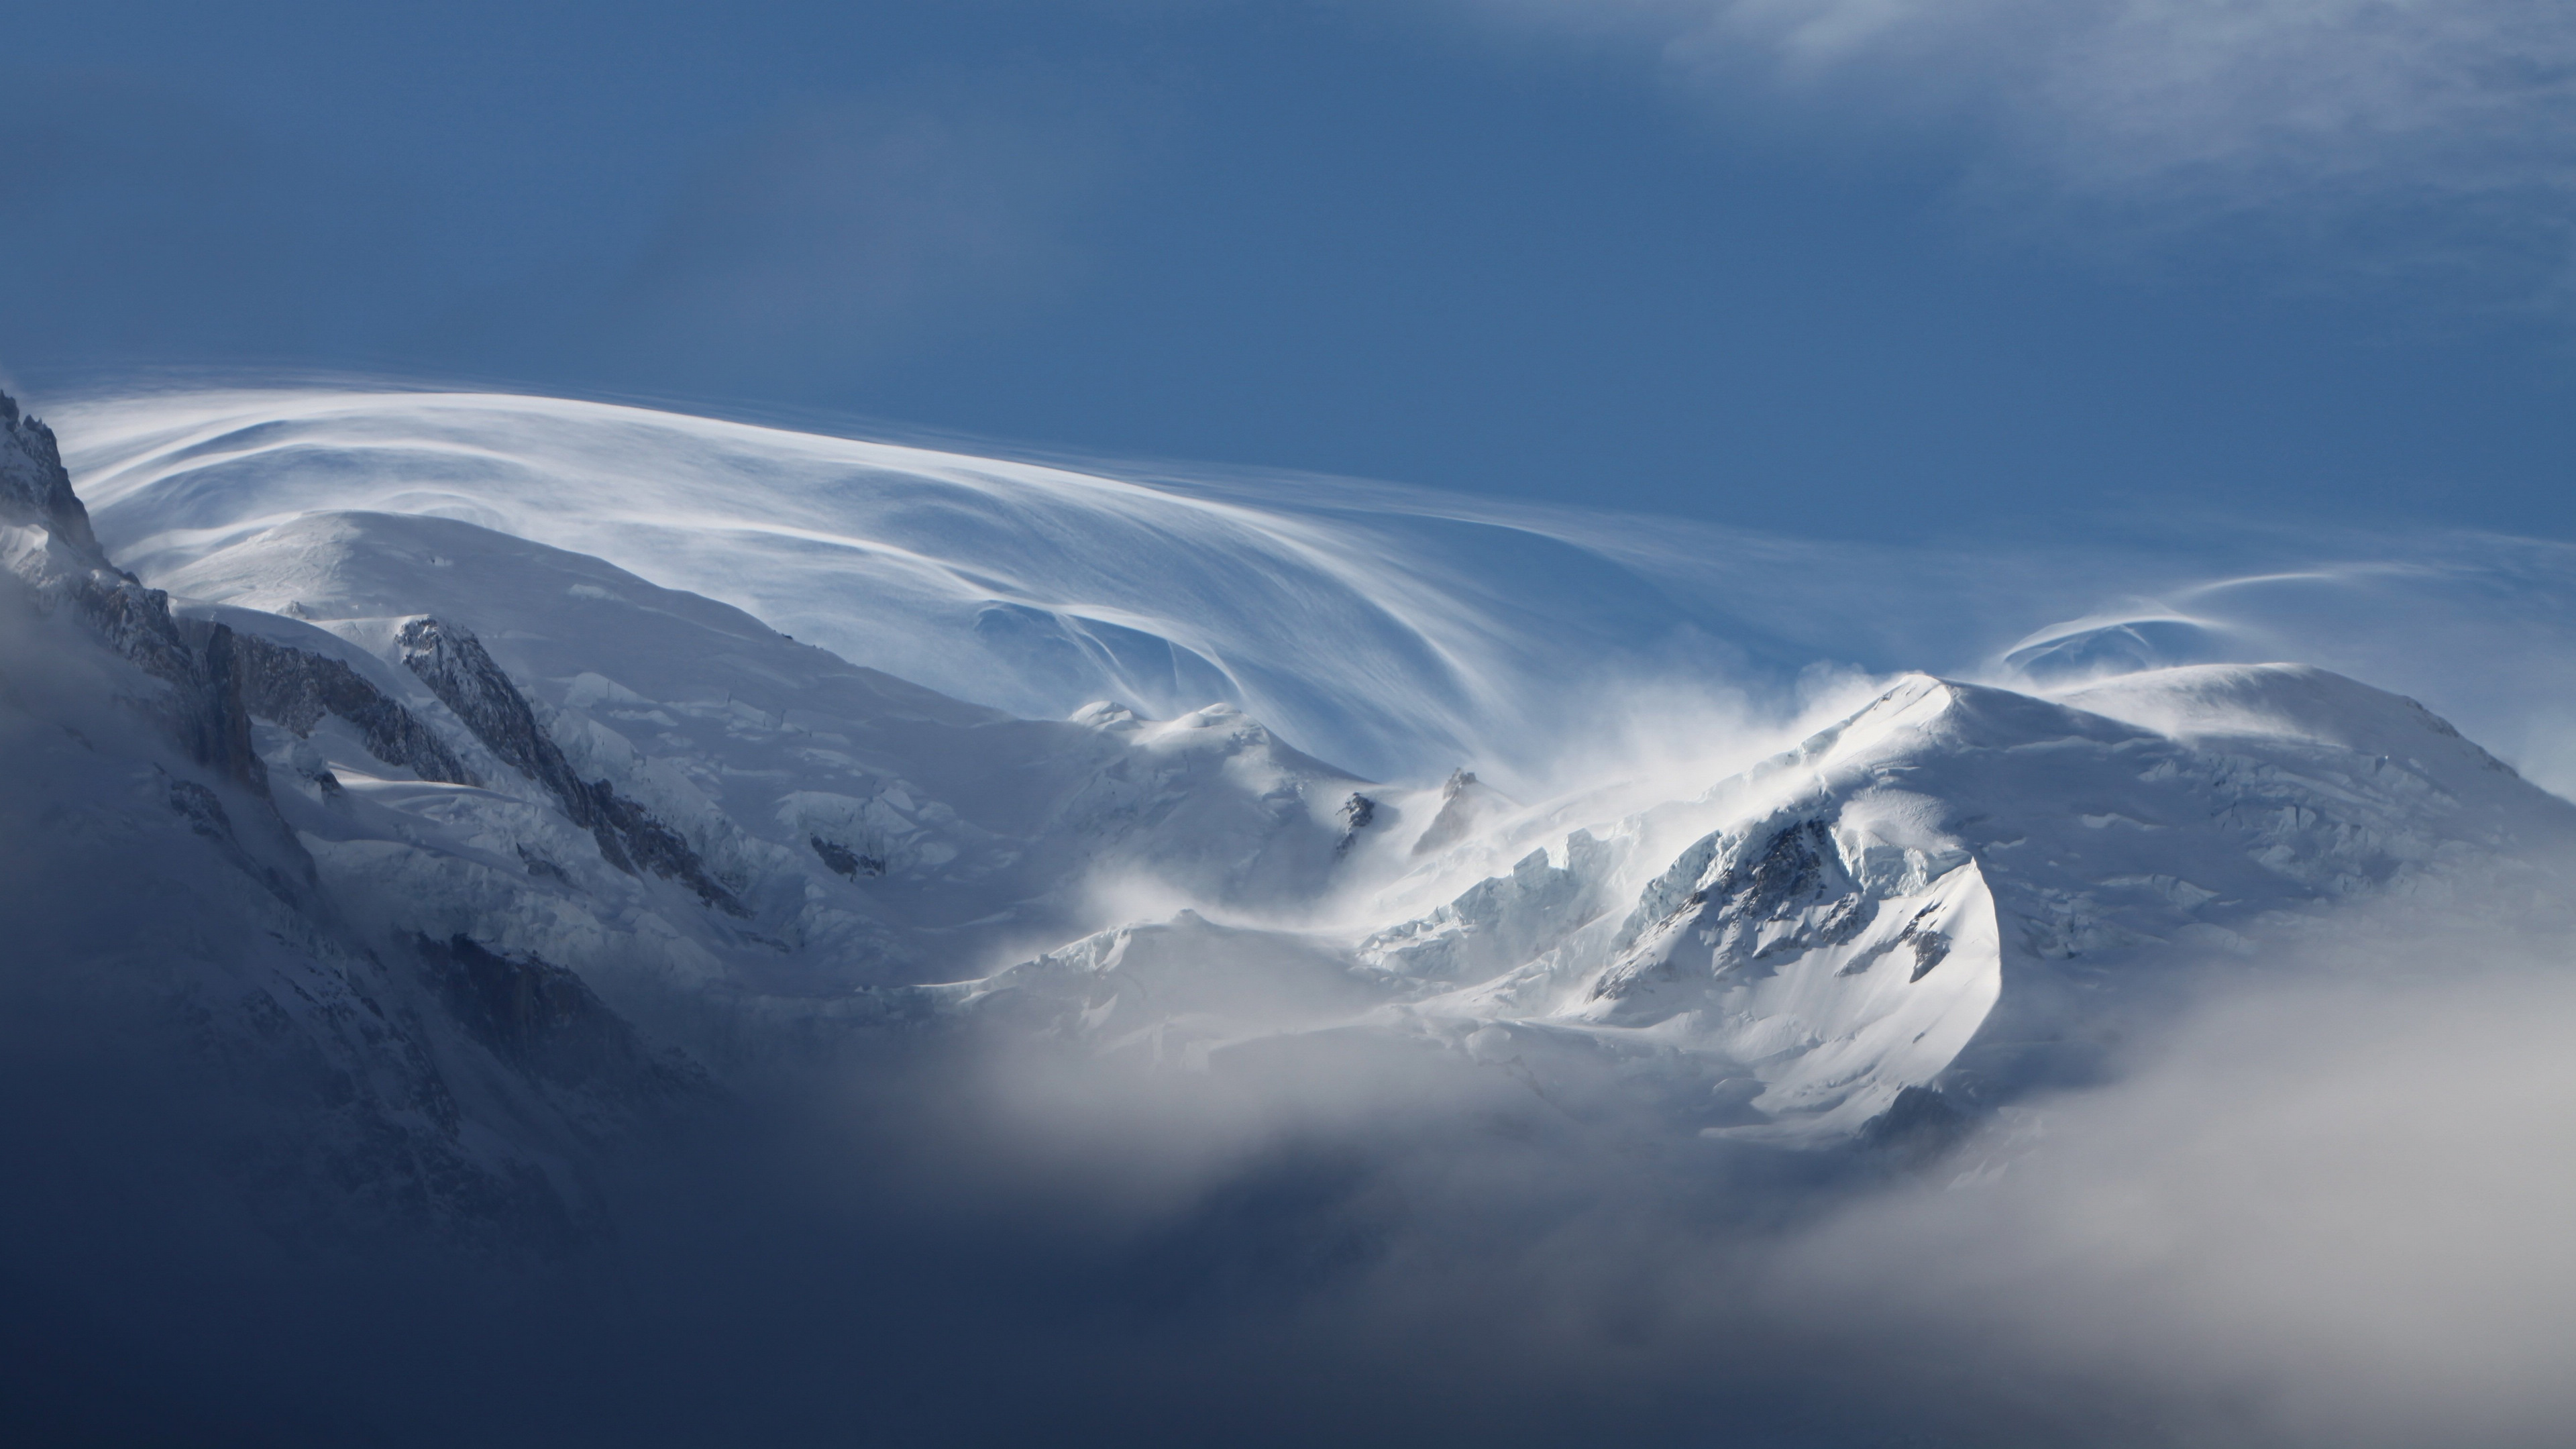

{"left": 1595, "top": 818, "right": 1874, "bottom": 1001}
{"left": 170, "top": 619, "right": 269, "bottom": 790}
{"left": 1716, "top": 821, "right": 1855, "bottom": 936}
{"left": 232, "top": 631, "right": 479, "bottom": 786}
{"left": 2, "top": 390, "right": 267, "bottom": 789}
{"left": 1901, "top": 912, "right": 1952, "bottom": 982}
{"left": 1856, "top": 1083, "right": 1968, "bottom": 1167}
{"left": 416, "top": 934, "right": 704, "bottom": 1102}
{"left": 1335, "top": 792, "right": 1377, "bottom": 855}
{"left": 70, "top": 563, "right": 195, "bottom": 679}
{"left": 396, "top": 616, "right": 569, "bottom": 793}
{"left": 397, "top": 616, "right": 747, "bottom": 916}
{"left": 809, "top": 835, "right": 883, "bottom": 879}
{"left": 0, "top": 391, "right": 103, "bottom": 561}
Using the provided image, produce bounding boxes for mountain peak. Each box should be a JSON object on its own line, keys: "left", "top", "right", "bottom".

{"left": 2057, "top": 661, "right": 2530, "bottom": 794}
{"left": 0, "top": 389, "right": 107, "bottom": 568}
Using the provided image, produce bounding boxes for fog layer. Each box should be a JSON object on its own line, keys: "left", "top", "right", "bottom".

{"left": 9, "top": 865, "right": 2573, "bottom": 1446}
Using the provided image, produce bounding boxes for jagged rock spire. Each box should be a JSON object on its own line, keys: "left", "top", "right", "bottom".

{"left": 0, "top": 388, "right": 108, "bottom": 567}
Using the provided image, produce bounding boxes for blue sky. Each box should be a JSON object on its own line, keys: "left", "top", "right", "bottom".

{"left": 9, "top": 0, "right": 2576, "bottom": 545}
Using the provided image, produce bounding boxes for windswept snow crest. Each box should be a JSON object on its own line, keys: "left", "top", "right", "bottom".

{"left": 61, "top": 386, "right": 1767, "bottom": 789}
{"left": 60, "top": 385, "right": 2576, "bottom": 807}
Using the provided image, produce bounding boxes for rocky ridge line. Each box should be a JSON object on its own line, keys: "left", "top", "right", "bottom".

{"left": 233, "top": 630, "right": 481, "bottom": 788}
{"left": 3, "top": 390, "right": 267, "bottom": 787}
{"left": 397, "top": 615, "right": 748, "bottom": 916}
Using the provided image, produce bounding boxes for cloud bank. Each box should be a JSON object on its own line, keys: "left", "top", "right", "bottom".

{"left": 1774, "top": 895, "right": 2576, "bottom": 1446}
{"left": 12, "top": 875, "right": 2574, "bottom": 1447}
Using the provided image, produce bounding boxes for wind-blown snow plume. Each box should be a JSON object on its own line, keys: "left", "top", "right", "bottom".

{"left": 64, "top": 386, "right": 1809, "bottom": 790}
{"left": 52, "top": 384, "right": 2576, "bottom": 796}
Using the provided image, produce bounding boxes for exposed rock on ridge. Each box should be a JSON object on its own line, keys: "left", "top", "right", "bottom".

{"left": 417, "top": 933, "right": 710, "bottom": 1107}
{"left": 1, "top": 390, "right": 264, "bottom": 787}
{"left": 2, "top": 388, "right": 712, "bottom": 1252}
{"left": 235, "top": 631, "right": 480, "bottom": 787}
{"left": 0, "top": 390, "right": 103, "bottom": 560}
{"left": 398, "top": 615, "right": 747, "bottom": 915}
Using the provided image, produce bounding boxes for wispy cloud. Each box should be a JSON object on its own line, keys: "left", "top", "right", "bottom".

{"left": 1474, "top": 1, "right": 2576, "bottom": 287}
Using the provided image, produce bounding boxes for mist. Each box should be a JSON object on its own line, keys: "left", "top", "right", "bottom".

{"left": 9, "top": 822, "right": 2573, "bottom": 1448}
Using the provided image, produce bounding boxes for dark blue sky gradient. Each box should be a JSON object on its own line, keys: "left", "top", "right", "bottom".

{"left": 8, "top": 0, "right": 2573, "bottom": 543}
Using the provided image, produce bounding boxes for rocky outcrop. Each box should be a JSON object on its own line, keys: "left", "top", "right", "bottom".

{"left": 0, "top": 390, "right": 103, "bottom": 561}
{"left": 397, "top": 616, "right": 747, "bottom": 915}
{"left": 809, "top": 835, "right": 884, "bottom": 878}
{"left": 1594, "top": 818, "right": 1880, "bottom": 1003}
{"left": 1411, "top": 769, "right": 1502, "bottom": 857}
{"left": 416, "top": 934, "right": 708, "bottom": 1103}
{"left": 167, "top": 618, "right": 270, "bottom": 788}
{"left": 2, "top": 390, "right": 265, "bottom": 788}
{"left": 1335, "top": 792, "right": 1377, "bottom": 855}
{"left": 231, "top": 631, "right": 479, "bottom": 786}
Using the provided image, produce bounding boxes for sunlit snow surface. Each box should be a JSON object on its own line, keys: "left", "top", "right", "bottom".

{"left": 57, "top": 386, "right": 2576, "bottom": 794}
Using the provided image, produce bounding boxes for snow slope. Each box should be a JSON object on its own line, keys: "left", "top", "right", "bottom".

{"left": 925, "top": 666, "right": 2576, "bottom": 1140}
{"left": 62, "top": 387, "right": 1779, "bottom": 788}
{"left": 153, "top": 508, "right": 1419, "bottom": 1016}
{"left": 1, "top": 392, "right": 707, "bottom": 1250}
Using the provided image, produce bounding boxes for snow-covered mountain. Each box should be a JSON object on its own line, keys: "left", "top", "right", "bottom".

{"left": 916, "top": 663, "right": 2576, "bottom": 1141}
{"left": 10, "top": 384, "right": 2575, "bottom": 1244}
{"left": 160, "top": 508, "right": 1379, "bottom": 986}
{"left": 1, "top": 392, "right": 705, "bottom": 1252}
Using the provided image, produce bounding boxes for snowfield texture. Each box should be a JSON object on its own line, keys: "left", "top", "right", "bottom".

{"left": 9, "top": 384, "right": 2576, "bottom": 1243}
